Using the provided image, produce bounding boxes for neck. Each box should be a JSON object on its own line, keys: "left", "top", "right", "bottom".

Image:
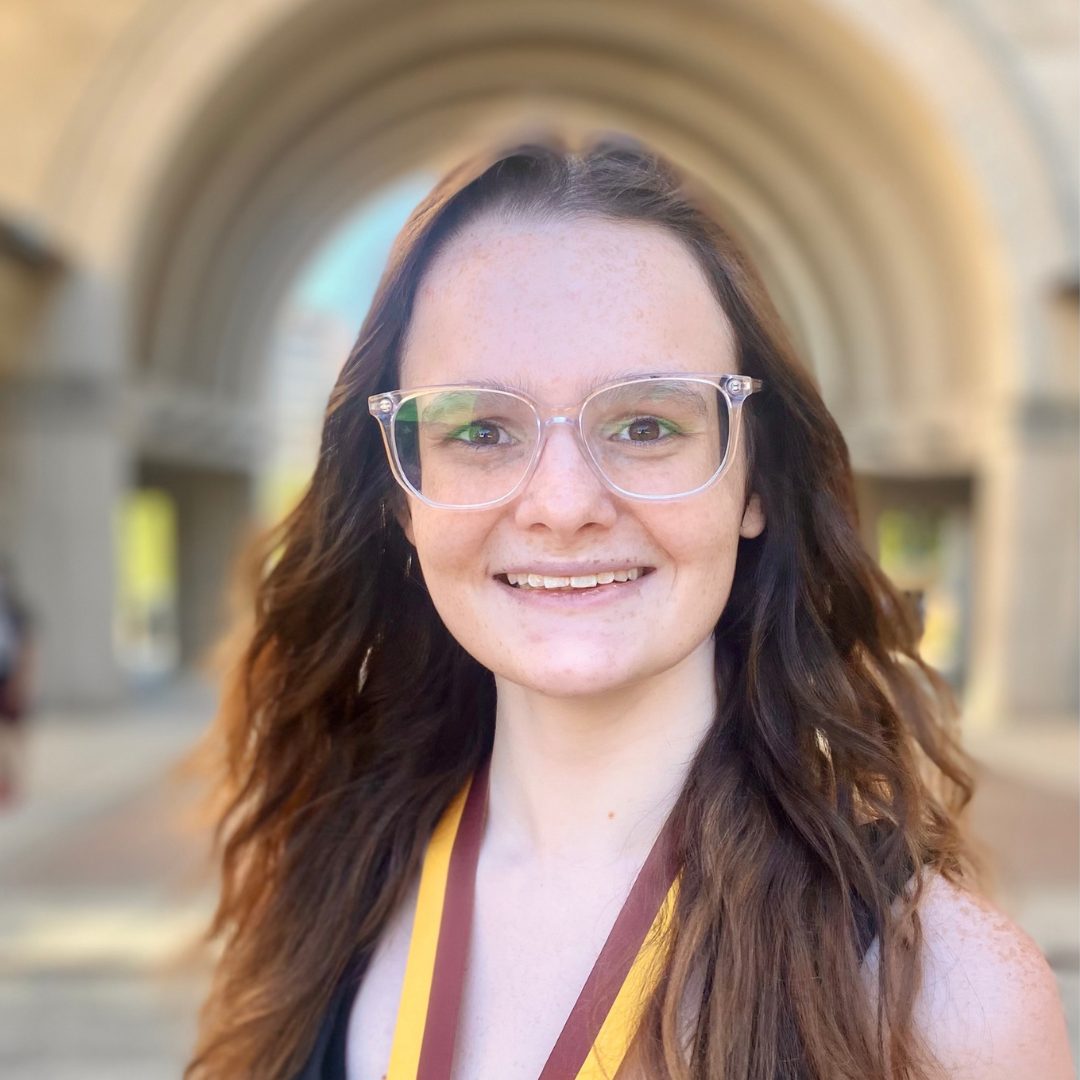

{"left": 486, "top": 637, "right": 716, "bottom": 865}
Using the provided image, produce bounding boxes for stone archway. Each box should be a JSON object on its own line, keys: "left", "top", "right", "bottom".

{"left": 14, "top": 0, "right": 1075, "bottom": 719}
{"left": 131, "top": 0, "right": 1013, "bottom": 467}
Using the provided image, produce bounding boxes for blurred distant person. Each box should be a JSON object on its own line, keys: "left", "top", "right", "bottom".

{"left": 0, "top": 559, "right": 31, "bottom": 806}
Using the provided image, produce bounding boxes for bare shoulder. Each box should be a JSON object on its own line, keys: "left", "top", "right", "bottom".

{"left": 913, "top": 874, "right": 1074, "bottom": 1079}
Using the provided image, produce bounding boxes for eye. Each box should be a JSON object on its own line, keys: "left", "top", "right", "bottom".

{"left": 628, "top": 417, "right": 661, "bottom": 441}
{"left": 610, "top": 416, "right": 680, "bottom": 442}
{"left": 448, "top": 419, "right": 513, "bottom": 446}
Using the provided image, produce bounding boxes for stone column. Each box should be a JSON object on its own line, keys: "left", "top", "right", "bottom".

{"left": 0, "top": 257, "right": 129, "bottom": 707}
{"left": 968, "top": 287, "right": 1080, "bottom": 726}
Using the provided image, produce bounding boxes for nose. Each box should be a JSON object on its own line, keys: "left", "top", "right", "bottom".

{"left": 512, "top": 421, "right": 617, "bottom": 536}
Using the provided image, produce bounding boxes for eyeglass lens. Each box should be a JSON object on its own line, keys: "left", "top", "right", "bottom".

{"left": 391, "top": 380, "right": 732, "bottom": 505}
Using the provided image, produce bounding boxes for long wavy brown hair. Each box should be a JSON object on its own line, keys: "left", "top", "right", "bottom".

{"left": 188, "top": 135, "right": 974, "bottom": 1080}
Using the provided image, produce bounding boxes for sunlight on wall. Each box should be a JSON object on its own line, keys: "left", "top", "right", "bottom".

{"left": 260, "top": 173, "right": 436, "bottom": 523}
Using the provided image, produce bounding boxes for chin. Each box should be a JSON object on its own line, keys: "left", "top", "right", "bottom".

{"left": 511, "top": 670, "right": 640, "bottom": 699}
{"left": 492, "top": 642, "right": 655, "bottom": 699}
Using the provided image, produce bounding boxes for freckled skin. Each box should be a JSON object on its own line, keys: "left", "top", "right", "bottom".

{"left": 399, "top": 218, "right": 764, "bottom": 697}
{"left": 861, "top": 875, "right": 1074, "bottom": 1078}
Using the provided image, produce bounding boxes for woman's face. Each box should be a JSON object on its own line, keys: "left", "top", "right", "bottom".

{"left": 398, "top": 216, "right": 764, "bottom": 698}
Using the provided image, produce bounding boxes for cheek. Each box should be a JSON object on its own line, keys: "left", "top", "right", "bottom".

{"left": 407, "top": 505, "right": 494, "bottom": 613}
{"left": 643, "top": 491, "right": 746, "bottom": 610}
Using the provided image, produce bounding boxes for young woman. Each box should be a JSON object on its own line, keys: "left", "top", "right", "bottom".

{"left": 188, "top": 137, "right": 1073, "bottom": 1080}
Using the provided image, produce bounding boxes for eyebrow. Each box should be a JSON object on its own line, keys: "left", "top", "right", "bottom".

{"left": 434, "top": 369, "right": 703, "bottom": 400}
{"left": 594, "top": 378, "right": 710, "bottom": 416}
{"left": 415, "top": 388, "right": 519, "bottom": 423}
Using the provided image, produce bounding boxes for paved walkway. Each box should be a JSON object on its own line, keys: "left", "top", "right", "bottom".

{"left": 0, "top": 684, "right": 215, "bottom": 1079}
{"left": 0, "top": 685, "right": 1075, "bottom": 1078}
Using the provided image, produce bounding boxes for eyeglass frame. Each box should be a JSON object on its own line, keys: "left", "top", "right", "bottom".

{"left": 367, "top": 372, "right": 763, "bottom": 511}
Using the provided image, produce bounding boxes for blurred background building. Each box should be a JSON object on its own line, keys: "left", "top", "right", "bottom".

{"left": 0, "top": 0, "right": 1075, "bottom": 1076}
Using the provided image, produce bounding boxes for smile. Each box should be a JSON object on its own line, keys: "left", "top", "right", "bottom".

{"left": 498, "top": 567, "right": 652, "bottom": 590}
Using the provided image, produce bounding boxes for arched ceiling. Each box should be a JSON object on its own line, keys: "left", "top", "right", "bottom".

{"left": 101, "top": 0, "right": 1026, "bottom": 473}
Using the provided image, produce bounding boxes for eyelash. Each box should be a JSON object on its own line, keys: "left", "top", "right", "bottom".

{"left": 445, "top": 421, "right": 515, "bottom": 446}
{"left": 442, "top": 414, "right": 689, "bottom": 448}
{"left": 606, "top": 416, "right": 684, "bottom": 440}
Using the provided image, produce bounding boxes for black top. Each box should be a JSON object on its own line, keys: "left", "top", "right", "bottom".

{"left": 298, "top": 827, "right": 910, "bottom": 1080}
{"left": 294, "top": 961, "right": 360, "bottom": 1080}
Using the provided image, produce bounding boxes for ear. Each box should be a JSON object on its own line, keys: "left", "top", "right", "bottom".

{"left": 739, "top": 492, "right": 766, "bottom": 539}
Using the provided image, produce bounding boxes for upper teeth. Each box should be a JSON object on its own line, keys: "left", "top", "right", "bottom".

{"left": 506, "top": 568, "right": 643, "bottom": 589}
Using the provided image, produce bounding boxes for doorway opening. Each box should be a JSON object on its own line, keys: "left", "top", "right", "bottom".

{"left": 855, "top": 475, "right": 975, "bottom": 693}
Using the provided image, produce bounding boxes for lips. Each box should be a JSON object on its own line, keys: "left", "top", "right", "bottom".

{"left": 496, "top": 567, "right": 652, "bottom": 591}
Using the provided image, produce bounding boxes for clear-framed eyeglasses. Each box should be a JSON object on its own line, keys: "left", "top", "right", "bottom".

{"left": 368, "top": 373, "right": 763, "bottom": 510}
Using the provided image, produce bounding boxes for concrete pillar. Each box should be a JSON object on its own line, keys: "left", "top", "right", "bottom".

{"left": 0, "top": 265, "right": 129, "bottom": 707}
{"left": 969, "top": 287, "right": 1080, "bottom": 726}
{"left": 970, "top": 406, "right": 1079, "bottom": 724}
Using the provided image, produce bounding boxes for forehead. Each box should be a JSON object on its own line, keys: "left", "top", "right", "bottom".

{"left": 398, "top": 217, "right": 737, "bottom": 402}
